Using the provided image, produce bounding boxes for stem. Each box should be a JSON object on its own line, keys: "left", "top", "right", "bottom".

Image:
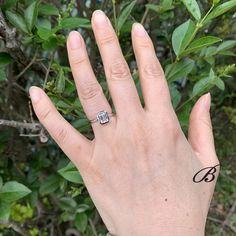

{"left": 176, "top": 4, "right": 215, "bottom": 61}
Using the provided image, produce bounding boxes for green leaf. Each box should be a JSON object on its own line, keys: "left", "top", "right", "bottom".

{"left": 204, "top": 0, "right": 236, "bottom": 23}
{"left": 0, "top": 202, "right": 11, "bottom": 221}
{"left": 215, "top": 78, "right": 225, "bottom": 90}
{"left": 55, "top": 68, "right": 66, "bottom": 93}
{"left": 181, "top": 0, "right": 201, "bottom": 21}
{"left": 5, "top": 11, "right": 29, "bottom": 34}
{"left": 117, "top": 0, "right": 137, "bottom": 32}
{"left": 1, "top": 0, "right": 17, "bottom": 10}
{"left": 0, "top": 68, "right": 7, "bottom": 81}
{"left": 192, "top": 69, "right": 216, "bottom": 97}
{"left": 37, "top": 27, "right": 57, "bottom": 40}
{"left": 0, "top": 53, "right": 13, "bottom": 67}
{"left": 0, "top": 176, "right": 3, "bottom": 189}
{"left": 181, "top": 36, "right": 222, "bottom": 56}
{"left": 59, "top": 197, "right": 77, "bottom": 211}
{"left": 39, "top": 174, "right": 61, "bottom": 195}
{"left": 58, "top": 162, "right": 84, "bottom": 184}
{"left": 75, "top": 213, "right": 88, "bottom": 233}
{"left": 216, "top": 40, "right": 236, "bottom": 52}
{"left": 0, "top": 181, "right": 31, "bottom": 203}
{"left": 24, "top": 1, "right": 39, "bottom": 31}
{"left": 166, "top": 59, "right": 195, "bottom": 82}
{"left": 60, "top": 17, "right": 91, "bottom": 29}
{"left": 170, "top": 84, "right": 182, "bottom": 108}
{"left": 38, "top": 4, "right": 59, "bottom": 16}
{"left": 172, "top": 19, "right": 196, "bottom": 56}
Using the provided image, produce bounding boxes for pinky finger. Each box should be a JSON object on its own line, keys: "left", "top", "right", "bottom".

{"left": 29, "top": 86, "right": 92, "bottom": 170}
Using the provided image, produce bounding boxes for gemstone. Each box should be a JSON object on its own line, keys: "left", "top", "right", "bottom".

{"left": 97, "top": 110, "right": 109, "bottom": 124}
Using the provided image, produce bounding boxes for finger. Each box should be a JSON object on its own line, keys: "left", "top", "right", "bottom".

{"left": 188, "top": 93, "right": 219, "bottom": 164}
{"left": 91, "top": 10, "right": 143, "bottom": 118}
{"left": 29, "top": 86, "right": 92, "bottom": 170}
{"left": 131, "top": 23, "right": 173, "bottom": 113}
{"left": 67, "top": 31, "right": 115, "bottom": 133}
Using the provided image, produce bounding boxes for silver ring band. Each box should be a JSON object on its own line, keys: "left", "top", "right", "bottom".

{"left": 89, "top": 110, "right": 114, "bottom": 125}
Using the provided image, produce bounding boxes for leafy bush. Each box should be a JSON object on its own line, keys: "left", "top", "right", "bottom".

{"left": 0, "top": 0, "right": 236, "bottom": 235}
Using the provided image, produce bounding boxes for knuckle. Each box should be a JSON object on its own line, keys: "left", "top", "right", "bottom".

{"left": 109, "top": 61, "right": 130, "bottom": 80}
{"left": 54, "top": 127, "right": 68, "bottom": 144}
{"left": 99, "top": 34, "right": 116, "bottom": 46}
{"left": 143, "top": 61, "right": 164, "bottom": 79}
{"left": 71, "top": 56, "right": 89, "bottom": 66}
{"left": 38, "top": 107, "right": 51, "bottom": 121}
{"left": 80, "top": 81, "right": 102, "bottom": 100}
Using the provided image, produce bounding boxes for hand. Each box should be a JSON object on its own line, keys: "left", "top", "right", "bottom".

{"left": 30, "top": 10, "right": 220, "bottom": 236}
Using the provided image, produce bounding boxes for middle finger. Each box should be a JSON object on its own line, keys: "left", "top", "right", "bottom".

{"left": 91, "top": 10, "right": 143, "bottom": 119}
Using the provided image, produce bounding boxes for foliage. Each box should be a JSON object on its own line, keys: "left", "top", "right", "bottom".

{"left": 0, "top": 0, "right": 236, "bottom": 235}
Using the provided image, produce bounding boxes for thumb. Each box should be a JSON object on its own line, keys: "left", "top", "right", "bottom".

{"left": 188, "top": 92, "right": 218, "bottom": 163}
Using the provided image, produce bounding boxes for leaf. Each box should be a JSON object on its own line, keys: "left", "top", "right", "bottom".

{"left": 0, "top": 202, "right": 11, "bottom": 221}
{"left": 24, "top": 1, "right": 39, "bottom": 31}
{"left": 60, "top": 17, "right": 91, "bottom": 29}
{"left": 1, "top": 0, "right": 17, "bottom": 10}
{"left": 172, "top": 19, "right": 196, "bottom": 56}
{"left": 216, "top": 40, "right": 236, "bottom": 52}
{"left": 38, "top": 4, "right": 59, "bottom": 16}
{"left": 58, "top": 162, "right": 84, "bottom": 184}
{"left": 204, "top": 0, "right": 236, "bottom": 23}
{"left": 192, "top": 69, "right": 216, "bottom": 97}
{"left": 170, "top": 84, "right": 182, "bottom": 108}
{"left": 215, "top": 78, "right": 225, "bottom": 90}
{"left": 37, "top": 27, "right": 55, "bottom": 40}
{"left": 0, "top": 67, "right": 7, "bottom": 82}
{"left": 55, "top": 68, "right": 66, "bottom": 93}
{"left": 166, "top": 59, "right": 195, "bottom": 82}
{"left": 0, "top": 181, "right": 31, "bottom": 203}
{"left": 181, "top": 0, "right": 201, "bottom": 21}
{"left": 117, "top": 0, "right": 137, "bottom": 32}
{"left": 0, "top": 53, "right": 13, "bottom": 67}
{"left": 75, "top": 213, "right": 88, "bottom": 233}
{"left": 5, "top": 11, "right": 29, "bottom": 34}
{"left": 0, "top": 176, "right": 3, "bottom": 189}
{"left": 181, "top": 36, "right": 222, "bottom": 56}
{"left": 39, "top": 174, "right": 61, "bottom": 195}
{"left": 59, "top": 197, "right": 77, "bottom": 211}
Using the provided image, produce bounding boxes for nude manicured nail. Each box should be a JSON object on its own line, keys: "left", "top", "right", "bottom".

{"left": 29, "top": 86, "right": 41, "bottom": 103}
{"left": 69, "top": 31, "right": 82, "bottom": 49}
{"left": 204, "top": 92, "right": 211, "bottom": 111}
{"left": 92, "top": 10, "right": 108, "bottom": 28}
{"left": 133, "top": 23, "right": 147, "bottom": 37}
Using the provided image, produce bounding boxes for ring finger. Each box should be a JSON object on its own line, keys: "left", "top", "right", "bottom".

{"left": 67, "top": 31, "right": 116, "bottom": 135}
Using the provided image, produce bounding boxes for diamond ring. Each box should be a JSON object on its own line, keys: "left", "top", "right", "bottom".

{"left": 89, "top": 110, "right": 114, "bottom": 125}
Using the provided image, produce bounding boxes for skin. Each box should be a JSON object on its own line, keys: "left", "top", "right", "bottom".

{"left": 29, "top": 10, "right": 220, "bottom": 236}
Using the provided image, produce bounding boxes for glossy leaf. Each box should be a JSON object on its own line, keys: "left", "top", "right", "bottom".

{"left": 117, "top": 0, "right": 137, "bottom": 32}
{"left": 166, "top": 59, "right": 195, "bottom": 82}
{"left": 181, "top": 0, "right": 201, "bottom": 21}
{"left": 58, "top": 162, "right": 84, "bottom": 184}
{"left": 204, "top": 0, "right": 236, "bottom": 23}
{"left": 24, "top": 1, "right": 39, "bottom": 31}
{"left": 38, "top": 4, "right": 59, "bottom": 15}
{"left": 192, "top": 69, "right": 216, "bottom": 97}
{"left": 216, "top": 40, "right": 236, "bottom": 52}
{"left": 5, "top": 11, "right": 29, "bottom": 34}
{"left": 215, "top": 78, "right": 225, "bottom": 90}
{"left": 39, "top": 174, "right": 61, "bottom": 195}
{"left": 55, "top": 68, "right": 66, "bottom": 93}
{"left": 0, "top": 53, "right": 13, "bottom": 67}
{"left": 0, "top": 181, "right": 31, "bottom": 202}
{"left": 0, "top": 202, "right": 11, "bottom": 221}
{"left": 181, "top": 36, "right": 222, "bottom": 56}
{"left": 60, "top": 17, "right": 91, "bottom": 29}
{"left": 172, "top": 19, "right": 196, "bottom": 56}
{"left": 75, "top": 213, "right": 88, "bottom": 233}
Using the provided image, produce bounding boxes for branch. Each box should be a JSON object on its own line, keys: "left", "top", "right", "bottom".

{"left": 0, "top": 9, "right": 45, "bottom": 77}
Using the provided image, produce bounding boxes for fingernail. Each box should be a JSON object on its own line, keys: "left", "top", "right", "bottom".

{"left": 29, "top": 86, "right": 41, "bottom": 103}
{"left": 204, "top": 92, "right": 211, "bottom": 111}
{"left": 92, "top": 10, "right": 108, "bottom": 28}
{"left": 133, "top": 23, "right": 147, "bottom": 37}
{"left": 68, "top": 31, "right": 82, "bottom": 49}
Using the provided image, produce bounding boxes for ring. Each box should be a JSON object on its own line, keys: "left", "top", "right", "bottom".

{"left": 89, "top": 110, "right": 114, "bottom": 125}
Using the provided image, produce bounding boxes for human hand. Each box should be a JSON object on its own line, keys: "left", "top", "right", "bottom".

{"left": 29, "top": 10, "right": 220, "bottom": 236}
